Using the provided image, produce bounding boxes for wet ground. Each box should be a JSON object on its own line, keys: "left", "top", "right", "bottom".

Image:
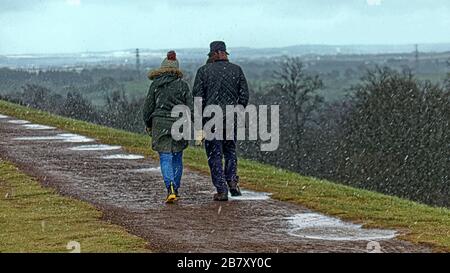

{"left": 0, "top": 117, "right": 432, "bottom": 253}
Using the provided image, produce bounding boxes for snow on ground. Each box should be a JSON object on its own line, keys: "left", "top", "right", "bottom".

{"left": 286, "top": 213, "right": 396, "bottom": 241}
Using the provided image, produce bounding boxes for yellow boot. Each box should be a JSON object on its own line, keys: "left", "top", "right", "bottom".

{"left": 165, "top": 182, "right": 177, "bottom": 204}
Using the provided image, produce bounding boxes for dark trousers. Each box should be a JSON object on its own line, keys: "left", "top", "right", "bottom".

{"left": 205, "top": 138, "right": 237, "bottom": 194}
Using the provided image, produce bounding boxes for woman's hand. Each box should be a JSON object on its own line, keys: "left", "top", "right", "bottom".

{"left": 194, "top": 130, "right": 205, "bottom": 146}
{"left": 145, "top": 127, "right": 152, "bottom": 136}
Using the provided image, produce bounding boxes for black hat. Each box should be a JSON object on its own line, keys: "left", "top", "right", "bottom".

{"left": 209, "top": 41, "right": 229, "bottom": 55}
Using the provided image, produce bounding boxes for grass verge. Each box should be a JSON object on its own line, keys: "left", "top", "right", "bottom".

{"left": 0, "top": 99, "right": 449, "bottom": 252}
{"left": 0, "top": 159, "right": 148, "bottom": 253}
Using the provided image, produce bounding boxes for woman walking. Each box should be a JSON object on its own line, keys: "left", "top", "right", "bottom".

{"left": 143, "top": 51, "right": 192, "bottom": 203}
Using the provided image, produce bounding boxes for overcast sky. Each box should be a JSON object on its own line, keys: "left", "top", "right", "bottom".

{"left": 0, "top": 0, "right": 449, "bottom": 54}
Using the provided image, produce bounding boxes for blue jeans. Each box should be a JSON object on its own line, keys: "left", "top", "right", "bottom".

{"left": 158, "top": 152, "right": 183, "bottom": 190}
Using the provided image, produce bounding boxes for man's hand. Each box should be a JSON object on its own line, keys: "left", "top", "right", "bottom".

{"left": 194, "top": 130, "right": 205, "bottom": 146}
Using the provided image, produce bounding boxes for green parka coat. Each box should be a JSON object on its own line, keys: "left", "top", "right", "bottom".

{"left": 143, "top": 67, "right": 193, "bottom": 153}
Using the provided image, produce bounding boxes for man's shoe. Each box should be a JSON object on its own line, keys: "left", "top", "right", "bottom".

{"left": 229, "top": 185, "right": 242, "bottom": 197}
{"left": 227, "top": 178, "right": 242, "bottom": 197}
{"left": 213, "top": 192, "right": 229, "bottom": 201}
{"left": 165, "top": 183, "right": 177, "bottom": 204}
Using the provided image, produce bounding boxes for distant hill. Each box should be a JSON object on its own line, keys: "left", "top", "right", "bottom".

{"left": 2, "top": 43, "right": 450, "bottom": 68}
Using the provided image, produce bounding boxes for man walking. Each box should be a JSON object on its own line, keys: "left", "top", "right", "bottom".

{"left": 193, "top": 41, "right": 249, "bottom": 201}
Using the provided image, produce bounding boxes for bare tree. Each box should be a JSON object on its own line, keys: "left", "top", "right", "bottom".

{"left": 272, "top": 57, "right": 324, "bottom": 169}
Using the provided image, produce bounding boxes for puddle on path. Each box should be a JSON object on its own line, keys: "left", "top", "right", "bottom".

{"left": 230, "top": 190, "right": 272, "bottom": 201}
{"left": 15, "top": 134, "right": 94, "bottom": 143}
{"left": 101, "top": 154, "right": 144, "bottom": 160}
{"left": 69, "top": 144, "right": 121, "bottom": 151}
{"left": 22, "top": 124, "right": 56, "bottom": 130}
{"left": 8, "top": 120, "right": 31, "bottom": 124}
{"left": 197, "top": 190, "right": 272, "bottom": 201}
{"left": 131, "top": 167, "right": 161, "bottom": 173}
{"left": 286, "top": 213, "right": 396, "bottom": 241}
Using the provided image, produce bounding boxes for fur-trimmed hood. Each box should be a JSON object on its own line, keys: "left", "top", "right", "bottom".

{"left": 148, "top": 67, "right": 183, "bottom": 81}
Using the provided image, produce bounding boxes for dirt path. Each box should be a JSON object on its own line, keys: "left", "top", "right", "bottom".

{"left": 0, "top": 115, "right": 431, "bottom": 253}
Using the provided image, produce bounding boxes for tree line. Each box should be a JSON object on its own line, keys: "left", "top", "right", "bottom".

{"left": 242, "top": 58, "right": 449, "bottom": 207}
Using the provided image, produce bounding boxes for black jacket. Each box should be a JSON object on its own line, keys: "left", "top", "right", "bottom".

{"left": 193, "top": 60, "right": 249, "bottom": 111}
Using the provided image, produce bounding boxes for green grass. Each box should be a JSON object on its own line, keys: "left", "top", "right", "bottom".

{"left": 0, "top": 159, "right": 149, "bottom": 253}
{"left": 1, "top": 99, "right": 449, "bottom": 252}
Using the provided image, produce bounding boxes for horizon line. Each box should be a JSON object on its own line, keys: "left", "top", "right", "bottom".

{"left": 2, "top": 41, "right": 450, "bottom": 56}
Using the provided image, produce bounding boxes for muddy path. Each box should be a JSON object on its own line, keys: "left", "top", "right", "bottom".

{"left": 0, "top": 115, "right": 431, "bottom": 253}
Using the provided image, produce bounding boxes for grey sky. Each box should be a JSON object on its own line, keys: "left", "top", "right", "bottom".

{"left": 0, "top": 0, "right": 449, "bottom": 54}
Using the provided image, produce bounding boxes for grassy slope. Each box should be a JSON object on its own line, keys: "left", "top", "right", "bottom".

{"left": 0, "top": 100, "right": 449, "bottom": 252}
{"left": 0, "top": 159, "right": 148, "bottom": 253}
